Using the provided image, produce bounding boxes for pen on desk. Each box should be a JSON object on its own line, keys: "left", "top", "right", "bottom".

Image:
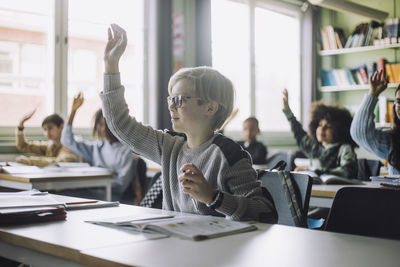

{"left": 65, "top": 200, "right": 99, "bottom": 205}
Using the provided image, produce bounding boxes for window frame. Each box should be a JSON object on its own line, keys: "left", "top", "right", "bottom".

{"left": 211, "top": 0, "right": 307, "bottom": 146}
{"left": 0, "top": 0, "right": 149, "bottom": 140}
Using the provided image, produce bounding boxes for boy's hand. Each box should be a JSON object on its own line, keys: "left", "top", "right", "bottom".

{"left": 179, "top": 163, "right": 216, "bottom": 204}
{"left": 15, "top": 155, "right": 30, "bottom": 165}
{"left": 71, "top": 92, "right": 84, "bottom": 112}
{"left": 369, "top": 70, "right": 388, "bottom": 97}
{"left": 18, "top": 108, "right": 37, "bottom": 128}
{"left": 282, "top": 89, "right": 289, "bottom": 111}
{"left": 104, "top": 24, "right": 127, "bottom": 74}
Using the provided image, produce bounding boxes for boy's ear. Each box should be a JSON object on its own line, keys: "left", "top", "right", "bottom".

{"left": 206, "top": 101, "right": 219, "bottom": 116}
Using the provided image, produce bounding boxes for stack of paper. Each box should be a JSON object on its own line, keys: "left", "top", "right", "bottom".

{"left": 0, "top": 191, "right": 66, "bottom": 225}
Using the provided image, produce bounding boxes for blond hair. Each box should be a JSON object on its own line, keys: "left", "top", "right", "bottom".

{"left": 168, "top": 66, "right": 234, "bottom": 130}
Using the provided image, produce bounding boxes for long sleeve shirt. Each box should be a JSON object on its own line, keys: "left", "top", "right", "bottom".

{"left": 283, "top": 108, "right": 358, "bottom": 178}
{"left": 350, "top": 94, "right": 399, "bottom": 175}
{"left": 15, "top": 129, "right": 81, "bottom": 167}
{"left": 100, "top": 74, "right": 275, "bottom": 222}
{"left": 61, "top": 125, "right": 138, "bottom": 199}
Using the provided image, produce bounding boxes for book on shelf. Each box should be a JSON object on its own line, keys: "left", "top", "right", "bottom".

{"left": 86, "top": 215, "right": 257, "bottom": 241}
{"left": 296, "top": 171, "right": 364, "bottom": 185}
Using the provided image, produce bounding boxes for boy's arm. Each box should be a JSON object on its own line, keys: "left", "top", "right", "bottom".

{"left": 217, "top": 159, "right": 276, "bottom": 222}
{"left": 15, "top": 130, "right": 47, "bottom": 155}
{"left": 100, "top": 24, "right": 165, "bottom": 164}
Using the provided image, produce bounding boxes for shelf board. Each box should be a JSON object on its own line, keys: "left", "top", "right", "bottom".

{"left": 319, "top": 43, "right": 400, "bottom": 56}
{"left": 320, "top": 83, "right": 399, "bottom": 92}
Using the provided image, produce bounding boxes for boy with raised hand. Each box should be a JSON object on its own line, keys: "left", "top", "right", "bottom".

{"left": 100, "top": 24, "right": 276, "bottom": 222}
{"left": 15, "top": 110, "right": 80, "bottom": 167}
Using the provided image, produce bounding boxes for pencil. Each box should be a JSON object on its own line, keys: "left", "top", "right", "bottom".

{"left": 65, "top": 200, "right": 98, "bottom": 205}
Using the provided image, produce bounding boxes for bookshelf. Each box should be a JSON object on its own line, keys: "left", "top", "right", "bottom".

{"left": 320, "top": 83, "right": 398, "bottom": 92}
{"left": 317, "top": 0, "right": 399, "bottom": 129}
{"left": 319, "top": 43, "right": 400, "bottom": 56}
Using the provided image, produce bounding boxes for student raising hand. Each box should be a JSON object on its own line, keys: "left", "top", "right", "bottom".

{"left": 104, "top": 24, "right": 127, "bottom": 74}
{"left": 18, "top": 108, "right": 37, "bottom": 129}
{"left": 369, "top": 69, "right": 388, "bottom": 97}
{"left": 68, "top": 92, "right": 84, "bottom": 126}
{"left": 282, "top": 88, "right": 289, "bottom": 111}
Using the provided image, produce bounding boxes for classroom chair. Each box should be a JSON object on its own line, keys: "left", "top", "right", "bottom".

{"left": 357, "top": 158, "right": 382, "bottom": 181}
{"left": 265, "top": 152, "right": 291, "bottom": 171}
{"left": 259, "top": 170, "right": 312, "bottom": 227}
{"left": 121, "top": 157, "right": 148, "bottom": 205}
{"left": 140, "top": 171, "right": 163, "bottom": 209}
{"left": 325, "top": 187, "right": 400, "bottom": 239}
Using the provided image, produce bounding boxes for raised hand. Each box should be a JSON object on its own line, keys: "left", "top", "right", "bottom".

{"left": 104, "top": 24, "right": 127, "bottom": 74}
{"left": 18, "top": 108, "right": 37, "bottom": 128}
{"left": 369, "top": 70, "right": 388, "bottom": 97}
{"left": 282, "top": 89, "right": 289, "bottom": 111}
{"left": 71, "top": 92, "right": 84, "bottom": 112}
{"left": 178, "top": 163, "right": 216, "bottom": 205}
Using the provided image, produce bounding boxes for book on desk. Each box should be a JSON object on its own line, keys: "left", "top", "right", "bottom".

{"left": 86, "top": 215, "right": 257, "bottom": 241}
{"left": 297, "top": 171, "right": 365, "bottom": 185}
{"left": 0, "top": 190, "right": 119, "bottom": 225}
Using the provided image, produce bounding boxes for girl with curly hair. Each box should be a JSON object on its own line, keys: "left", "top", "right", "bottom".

{"left": 282, "top": 89, "right": 358, "bottom": 178}
{"left": 351, "top": 70, "right": 400, "bottom": 175}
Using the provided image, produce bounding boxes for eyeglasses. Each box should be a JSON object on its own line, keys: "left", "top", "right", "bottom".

{"left": 394, "top": 99, "right": 400, "bottom": 106}
{"left": 167, "top": 95, "right": 202, "bottom": 108}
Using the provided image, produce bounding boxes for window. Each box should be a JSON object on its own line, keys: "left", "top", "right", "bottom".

{"left": 0, "top": 0, "right": 145, "bottom": 131}
{"left": 0, "top": 0, "right": 54, "bottom": 127}
{"left": 211, "top": 0, "right": 302, "bottom": 132}
{"left": 68, "top": 0, "right": 144, "bottom": 128}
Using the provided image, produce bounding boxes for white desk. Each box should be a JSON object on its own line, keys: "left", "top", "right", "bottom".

{"left": 0, "top": 169, "right": 113, "bottom": 201}
{"left": 310, "top": 182, "right": 382, "bottom": 208}
{"left": 1, "top": 195, "right": 400, "bottom": 267}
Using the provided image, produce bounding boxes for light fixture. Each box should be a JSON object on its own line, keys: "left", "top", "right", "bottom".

{"left": 308, "top": 0, "right": 388, "bottom": 21}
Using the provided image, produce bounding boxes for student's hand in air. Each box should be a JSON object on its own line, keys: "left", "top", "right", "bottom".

{"left": 18, "top": 108, "right": 37, "bottom": 128}
{"left": 15, "top": 155, "right": 30, "bottom": 165}
{"left": 104, "top": 24, "right": 127, "bottom": 74}
{"left": 179, "top": 163, "right": 216, "bottom": 205}
{"left": 369, "top": 70, "right": 388, "bottom": 97}
{"left": 282, "top": 89, "right": 289, "bottom": 111}
{"left": 71, "top": 92, "right": 84, "bottom": 112}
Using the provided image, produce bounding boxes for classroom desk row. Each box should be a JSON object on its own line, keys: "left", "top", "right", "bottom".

{"left": 0, "top": 194, "right": 399, "bottom": 267}
{"left": 0, "top": 167, "right": 113, "bottom": 201}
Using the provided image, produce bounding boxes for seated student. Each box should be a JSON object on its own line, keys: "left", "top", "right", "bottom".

{"left": 351, "top": 70, "right": 400, "bottom": 175}
{"left": 282, "top": 89, "right": 358, "bottom": 178}
{"left": 237, "top": 117, "right": 268, "bottom": 165}
{"left": 15, "top": 110, "right": 80, "bottom": 167}
{"left": 61, "top": 92, "right": 142, "bottom": 202}
{"left": 99, "top": 24, "right": 276, "bottom": 222}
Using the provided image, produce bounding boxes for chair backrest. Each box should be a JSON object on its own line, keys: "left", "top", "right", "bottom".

{"left": 121, "top": 157, "right": 147, "bottom": 204}
{"left": 265, "top": 152, "right": 291, "bottom": 171}
{"left": 357, "top": 158, "right": 382, "bottom": 180}
{"left": 140, "top": 171, "right": 163, "bottom": 209}
{"left": 325, "top": 187, "right": 400, "bottom": 239}
{"left": 259, "top": 171, "right": 312, "bottom": 226}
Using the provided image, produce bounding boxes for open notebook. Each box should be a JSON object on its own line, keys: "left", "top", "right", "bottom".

{"left": 86, "top": 215, "right": 257, "bottom": 241}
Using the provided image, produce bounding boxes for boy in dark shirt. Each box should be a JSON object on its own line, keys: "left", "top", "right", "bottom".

{"left": 238, "top": 117, "right": 268, "bottom": 164}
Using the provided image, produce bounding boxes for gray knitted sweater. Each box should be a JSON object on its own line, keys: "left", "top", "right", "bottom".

{"left": 100, "top": 74, "right": 275, "bottom": 222}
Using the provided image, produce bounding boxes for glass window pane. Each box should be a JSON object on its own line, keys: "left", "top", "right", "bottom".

{"left": 0, "top": 0, "right": 54, "bottom": 127}
{"left": 254, "top": 7, "right": 300, "bottom": 131}
{"left": 68, "top": 0, "right": 144, "bottom": 128}
{"left": 211, "top": 0, "right": 250, "bottom": 131}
